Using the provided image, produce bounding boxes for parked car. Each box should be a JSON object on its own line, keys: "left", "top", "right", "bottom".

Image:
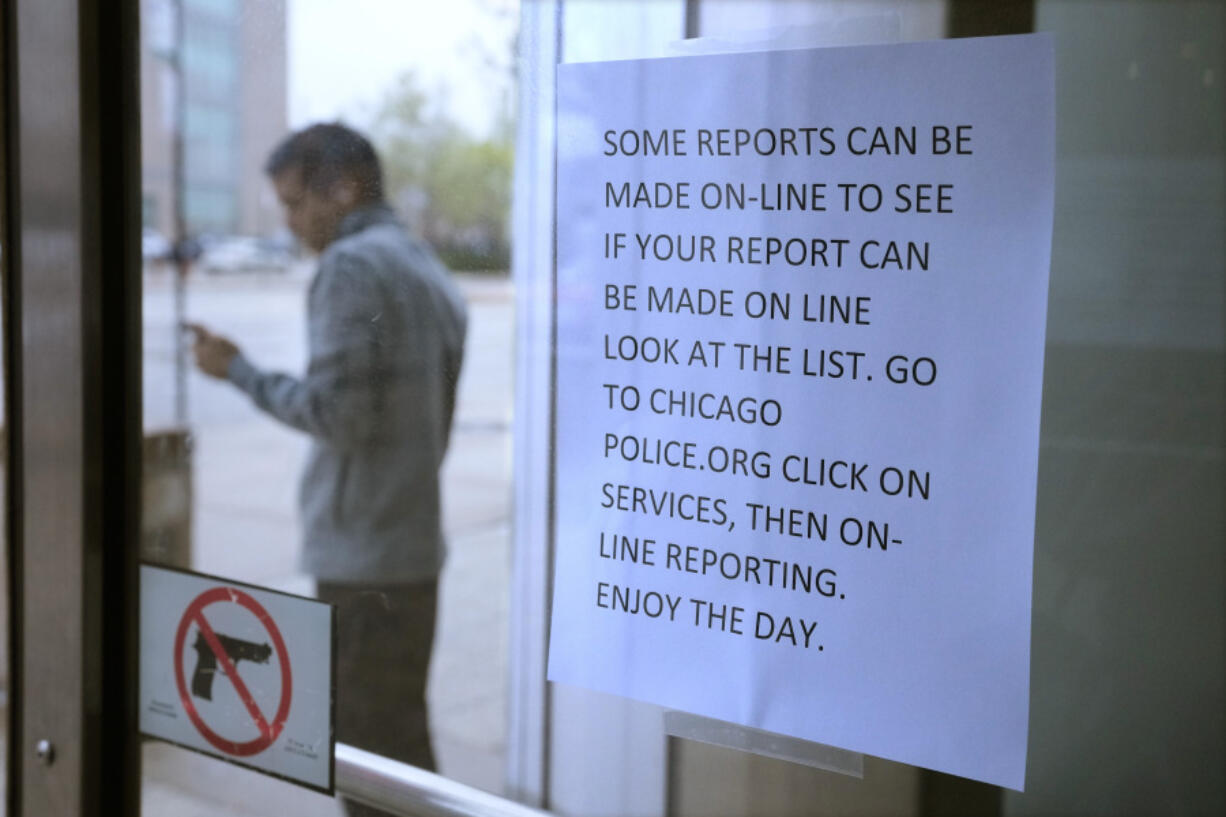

{"left": 142, "top": 228, "right": 171, "bottom": 262}
{"left": 199, "top": 236, "right": 294, "bottom": 274}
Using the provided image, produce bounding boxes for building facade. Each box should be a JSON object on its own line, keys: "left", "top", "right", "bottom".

{"left": 140, "top": 0, "right": 287, "bottom": 239}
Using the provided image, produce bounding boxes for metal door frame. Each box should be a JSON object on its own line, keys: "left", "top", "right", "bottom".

{"left": 4, "top": 0, "right": 142, "bottom": 813}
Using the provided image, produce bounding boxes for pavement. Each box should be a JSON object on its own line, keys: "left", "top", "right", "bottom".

{"left": 140, "top": 265, "right": 514, "bottom": 814}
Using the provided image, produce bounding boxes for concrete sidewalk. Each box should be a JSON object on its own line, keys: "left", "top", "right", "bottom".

{"left": 141, "top": 270, "right": 514, "bottom": 814}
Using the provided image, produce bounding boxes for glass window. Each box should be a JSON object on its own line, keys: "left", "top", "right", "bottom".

{"left": 135, "top": 1, "right": 1223, "bottom": 815}
{"left": 141, "top": 0, "right": 516, "bottom": 811}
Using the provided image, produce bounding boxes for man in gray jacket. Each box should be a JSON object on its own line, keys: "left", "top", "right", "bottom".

{"left": 189, "top": 123, "right": 466, "bottom": 812}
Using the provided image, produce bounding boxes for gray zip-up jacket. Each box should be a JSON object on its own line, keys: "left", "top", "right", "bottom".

{"left": 227, "top": 204, "right": 467, "bottom": 582}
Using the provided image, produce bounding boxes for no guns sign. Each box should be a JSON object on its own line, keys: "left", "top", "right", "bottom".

{"left": 173, "top": 586, "right": 292, "bottom": 757}
{"left": 140, "top": 564, "right": 335, "bottom": 793}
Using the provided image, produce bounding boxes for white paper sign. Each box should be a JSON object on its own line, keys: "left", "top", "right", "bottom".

{"left": 139, "top": 564, "right": 335, "bottom": 792}
{"left": 549, "top": 35, "right": 1053, "bottom": 790}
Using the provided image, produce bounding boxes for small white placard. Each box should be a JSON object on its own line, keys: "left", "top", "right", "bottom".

{"left": 139, "top": 564, "right": 334, "bottom": 792}
{"left": 549, "top": 35, "right": 1053, "bottom": 790}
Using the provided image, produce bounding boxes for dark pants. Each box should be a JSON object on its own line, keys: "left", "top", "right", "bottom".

{"left": 316, "top": 580, "right": 439, "bottom": 817}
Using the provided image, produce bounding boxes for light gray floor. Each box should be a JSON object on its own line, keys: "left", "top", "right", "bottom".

{"left": 141, "top": 268, "right": 514, "bottom": 814}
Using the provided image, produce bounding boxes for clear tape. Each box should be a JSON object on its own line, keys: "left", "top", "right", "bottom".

{"left": 667, "top": 13, "right": 902, "bottom": 57}
{"left": 664, "top": 712, "right": 865, "bottom": 779}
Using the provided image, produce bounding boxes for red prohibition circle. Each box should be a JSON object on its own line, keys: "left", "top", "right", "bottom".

{"left": 173, "top": 586, "right": 293, "bottom": 757}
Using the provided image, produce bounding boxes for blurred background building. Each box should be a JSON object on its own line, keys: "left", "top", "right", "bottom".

{"left": 140, "top": 0, "right": 288, "bottom": 241}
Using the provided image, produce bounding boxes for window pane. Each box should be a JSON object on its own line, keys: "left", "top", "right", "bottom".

{"left": 140, "top": 0, "right": 516, "bottom": 811}
{"left": 134, "top": 1, "right": 1224, "bottom": 815}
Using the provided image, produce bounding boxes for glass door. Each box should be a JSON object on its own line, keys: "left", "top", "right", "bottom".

{"left": 521, "top": 3, "right": 1224, "bottom": 816}
{"left": 2, "top": 0, "right": 1222, "bottom": 815}
{"left": 136, "top": 0, "right": 521, "bottom": 813}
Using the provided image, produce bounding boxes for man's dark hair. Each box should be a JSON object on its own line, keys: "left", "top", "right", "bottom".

{"left": 265, "top": 122, "right": 385, "bottom": 203}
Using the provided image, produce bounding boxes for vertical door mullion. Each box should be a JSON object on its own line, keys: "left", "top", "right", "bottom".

{"left": 10, "top": 0, "right": 141, "bottom": 813}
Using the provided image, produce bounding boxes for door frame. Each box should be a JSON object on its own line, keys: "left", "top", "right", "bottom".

{"left": 4, "top": 0, "right": 142, "bottom": 813}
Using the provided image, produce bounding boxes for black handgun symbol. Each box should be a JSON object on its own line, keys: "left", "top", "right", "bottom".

{"left": 191, "top": 630, "right": 272, "bottom": 701}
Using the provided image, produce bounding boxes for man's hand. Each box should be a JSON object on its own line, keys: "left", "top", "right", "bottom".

{"left": 183, "top": 322, "right": 240, "bottom": 379}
